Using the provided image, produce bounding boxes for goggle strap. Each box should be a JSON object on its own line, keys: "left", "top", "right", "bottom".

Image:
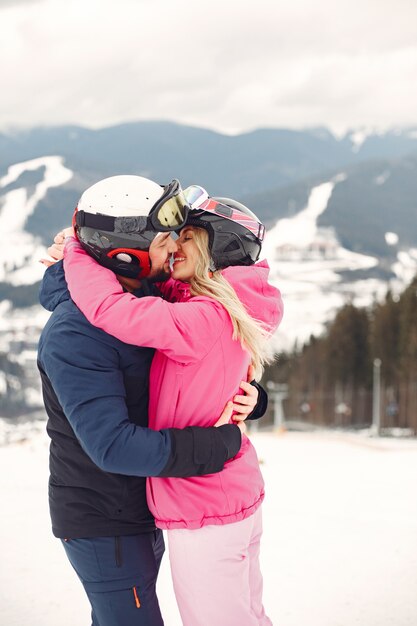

{"left": 76, "top": 211, "right": 153, "bottom": 234}
{"left": 75, "top": 210, "right": 117, "bottom": 232}
{"left": 76, "top": 180, "right": 187, "bottom": 235}
{"left": 76, "top": 207, "right": 186, "bottom": 234}
{"left": 193, "top": 200, "right": 265, "bottom": 241}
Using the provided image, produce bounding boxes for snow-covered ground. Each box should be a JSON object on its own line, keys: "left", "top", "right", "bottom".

{"left": 1, "top": 429, "right": 416, "bottom": 626}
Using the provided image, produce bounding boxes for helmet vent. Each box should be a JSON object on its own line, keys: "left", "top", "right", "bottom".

{"left": 224, "top": 240, "right": 240, "bottom": 252}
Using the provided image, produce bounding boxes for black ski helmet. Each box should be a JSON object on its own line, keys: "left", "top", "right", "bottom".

{"left": 183, "top": 186, "right": 265, "bottom": 270}
{"left": 73, "top": 175, "right": 190, "bottom": 279}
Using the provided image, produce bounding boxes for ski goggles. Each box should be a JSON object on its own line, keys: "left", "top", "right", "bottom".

{"left": 152, "top": 179, "right": 190, "bottom": 230}
{"left": 183, "top": 185, "right": 209, "bottom": 209}
{"left": 74, "top": 179, "right": 190, "bottom": 235}
{"left": 184, "top": 185, "right": 265, "bottom": 240}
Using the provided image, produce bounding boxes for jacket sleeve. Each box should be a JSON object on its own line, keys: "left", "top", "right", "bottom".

{"left": 155, "top": 277, "right": 193, "bottom": 304}
{"left": 64, "top": 239, "right": 225, "bottom": 365}
{"left": 246, "top": 381, "right": 268, "bottom": 420}
{"left": 38, "top": 317, "right": 241, "bottom": 478}
{"left": 39, "top": 260, "right": 68, "bottom": 311}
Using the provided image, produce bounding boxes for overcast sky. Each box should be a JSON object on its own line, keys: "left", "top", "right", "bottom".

{"left": 1, "top": 0, "right": 416, "bottom": 135}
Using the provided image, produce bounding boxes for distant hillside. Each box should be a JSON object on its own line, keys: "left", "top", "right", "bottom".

{"left": 243, "top": 154, "right": 417, "bottom": 259}
{"left": 1, "top": 121, "right": 417, "bottom": 200}
{"left": 1, "top": 121, "right": 417, "bottom": 304}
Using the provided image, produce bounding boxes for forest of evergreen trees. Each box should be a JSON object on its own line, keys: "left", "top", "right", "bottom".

{"left": 264, "top": 275, "right": 417, "bottom": 433}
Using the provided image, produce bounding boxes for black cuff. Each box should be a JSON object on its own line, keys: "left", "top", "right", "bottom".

{"left": 158, "top": 425, "right": 241, "bottom": 478}
{"left": 246, "top": 381, "right": 268, "bottom": 420}
{"left": 216, "top": 424, "right": 241, "bottom": 460}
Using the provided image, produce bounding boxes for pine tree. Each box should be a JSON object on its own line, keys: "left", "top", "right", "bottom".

{"left": 324, "top": 304, "right": 370, "bottom": 388}
{"left": 371, "top": 290, "right": 400, "bottom": 387}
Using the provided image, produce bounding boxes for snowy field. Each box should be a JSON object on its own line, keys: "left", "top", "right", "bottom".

{"left": 1, "top": 428, "right": 416, "bottom": 626}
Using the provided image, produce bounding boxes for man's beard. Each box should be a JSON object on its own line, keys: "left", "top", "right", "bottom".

{"left": 147, "top": 268, "right": 171, "bottom": 283}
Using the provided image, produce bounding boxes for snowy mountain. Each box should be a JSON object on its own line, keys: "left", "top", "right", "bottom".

{"left": 2, "top": 121, "right": 417, "bottom": 199}
{"left": 244, "top": 155, "right": 417, "bottom": 348}
{"left": 0, "top": 156, "right": 73, "bottom": 285}
{"left": 0, "top": 156, "right": 72, "bottom": 417}
{"left": 1, "top": 122, "right": 417, "bottom": 416}
{"left": 263, "top": 176, "right": 417, "bottom": 348}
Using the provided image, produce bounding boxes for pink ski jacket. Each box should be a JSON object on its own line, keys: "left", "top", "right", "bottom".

{"left": 64, "top": 238, "right": 283, "bottom": 530}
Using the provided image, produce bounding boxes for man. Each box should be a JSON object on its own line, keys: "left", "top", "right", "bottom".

{"left": 38, "top": 175, "right": 267, "bottom": 626}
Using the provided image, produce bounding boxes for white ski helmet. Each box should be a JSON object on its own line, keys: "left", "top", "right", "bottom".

{"left": 73, "top": 175, "right": 190, "bottom": 278}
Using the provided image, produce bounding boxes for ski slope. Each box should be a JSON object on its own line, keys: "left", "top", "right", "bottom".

{"left": 0, "top": 156, "right": 72, "bottom": 285}
{"left": 262, "top": 176, "right": 417, "bottom": 349}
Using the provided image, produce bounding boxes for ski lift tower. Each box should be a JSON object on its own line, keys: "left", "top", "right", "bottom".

{"left": 266, "top": 381, "right": 288, "bottom": 431}
{"left": 371, "top": 358, "right": 382, "bottom": 436}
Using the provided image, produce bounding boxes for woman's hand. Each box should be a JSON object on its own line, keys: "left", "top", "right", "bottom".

{"left": 214, "top": 402, "right": 247, "bottom": 434}
{"left": 230, "top": 365, "right": 258, "bottom": 421}
{"left": 39, "top": 227, "right": 74, "bottom": 266}
{"left": 231, "top": 382, "right": 258, "bottom": 422}
{"left": 214, "top": 365, "right": 258, "bottom": 432}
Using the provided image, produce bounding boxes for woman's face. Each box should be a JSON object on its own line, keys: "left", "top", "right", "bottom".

{"left": 171, "top": 226, "right": 201, "bottom": 282}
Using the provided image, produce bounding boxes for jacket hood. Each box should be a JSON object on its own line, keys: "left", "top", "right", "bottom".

{"left": 39, "top": 261, "right": 70, "bottom": 311}
{"left": 161, "top": 261, "right": 283, "bottom": 333}
{"left": 222, "top": 260, "right": 283, "bottom": 333}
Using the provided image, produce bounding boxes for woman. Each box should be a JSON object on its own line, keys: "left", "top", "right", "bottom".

{"left": 62, "top": 188, "right": 283, "bottom": 626}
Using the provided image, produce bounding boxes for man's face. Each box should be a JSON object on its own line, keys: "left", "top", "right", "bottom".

{"left": 147, "top": 233, "right": 178, "bottom": 282}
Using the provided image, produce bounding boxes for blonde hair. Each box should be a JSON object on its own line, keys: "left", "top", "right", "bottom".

{"left": 188, "top": 228, "right": 273, "bottom": 378}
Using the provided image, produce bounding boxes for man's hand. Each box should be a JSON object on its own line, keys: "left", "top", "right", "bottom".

{"left": 39, "top": 227, "right": 74, "bottom": 267}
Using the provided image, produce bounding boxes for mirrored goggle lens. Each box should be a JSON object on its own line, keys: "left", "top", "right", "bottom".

{"left": 183, "top": 185, "right": 209, "bottom": 209}
{"left": 155, "top": 192, "right": 188, "bottom": 229}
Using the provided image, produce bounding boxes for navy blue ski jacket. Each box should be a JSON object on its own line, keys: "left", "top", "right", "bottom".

{"left": 37, "top": 262, "right": 266, "bottom": 538}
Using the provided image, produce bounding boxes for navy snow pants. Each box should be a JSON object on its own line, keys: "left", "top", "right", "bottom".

{"left": 62, "top": 531, "right": 165, "bottom": 626}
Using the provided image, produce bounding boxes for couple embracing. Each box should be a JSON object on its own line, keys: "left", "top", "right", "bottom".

{"left": 38, "top": 175, "right": 283, "bottom": 625}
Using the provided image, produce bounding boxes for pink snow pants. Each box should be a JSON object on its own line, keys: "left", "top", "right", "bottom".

{"left": 167, "top": 507, "right": 272, "bottom": 626}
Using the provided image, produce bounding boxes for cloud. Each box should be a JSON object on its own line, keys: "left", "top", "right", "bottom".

{"left": 0, "top": 0, "right": 43, "bottom": 7}
{"left": 0, "top": 0, "right": 416, "bottom": 134}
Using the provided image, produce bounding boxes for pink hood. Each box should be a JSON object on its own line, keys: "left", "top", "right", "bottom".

{"left": 160, "top": 259, "right": 283, "bottom": 332}
{"left": 222, "top": 260, "right": 283, "bottom": 332}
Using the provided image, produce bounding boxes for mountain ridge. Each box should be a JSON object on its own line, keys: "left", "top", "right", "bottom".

{"left": 1, "top": 123, "right": 417, "bottom": 417}
{"left": 1, "top": 121, "right": 417, "bottom": 198}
